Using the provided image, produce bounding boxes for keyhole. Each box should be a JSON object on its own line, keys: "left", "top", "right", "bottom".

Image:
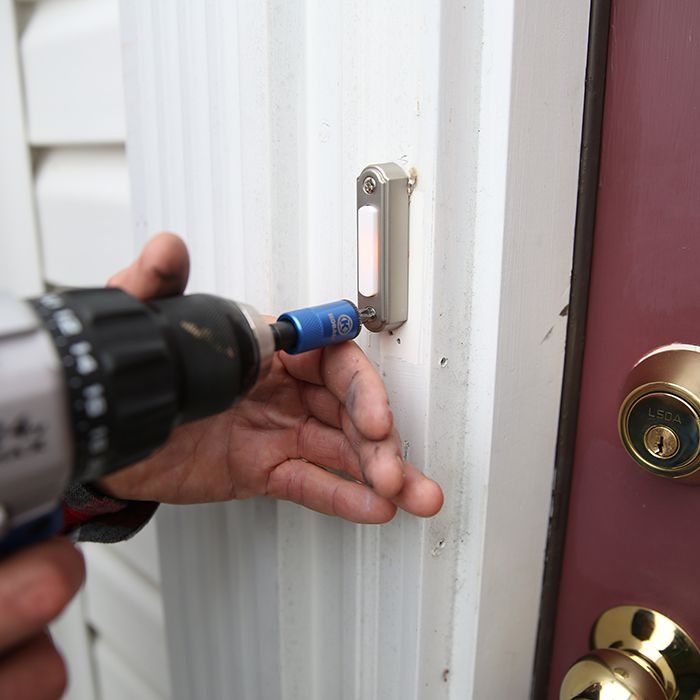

{"left": 643, "top": 425, "right": 680, "bottom": 461}
{"left": 655, "top": 434, "right": 665, "bottom": 455}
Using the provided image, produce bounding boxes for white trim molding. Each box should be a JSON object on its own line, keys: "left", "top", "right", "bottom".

{"left": 120, "top": 1, "right": 590, "bottom": 697}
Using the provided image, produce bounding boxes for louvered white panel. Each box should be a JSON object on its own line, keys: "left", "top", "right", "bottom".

{"left": 94, "top": 639, "right": 165, "bottom": 700}
{"left": 83, "top": 542, "right": 172, "bottom": 698}
{"left": 49, "top": 587, "right": 97, "bottom": 700}
{"left": 20, "top": 0, "right": 126, "bottom": 144}
{"left": 120, "top": 1, "right": 590, "bottom": 698}
{"left": 0, "top": 0, "right": 42, "bottom": 296}
{"left": 4, "top": 3, "right": 169, "bottom": 699}
{"left": 34, "top": 147, "right": 135, "bottom": 287}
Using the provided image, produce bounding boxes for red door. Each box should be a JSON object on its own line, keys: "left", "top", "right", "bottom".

{"left": 545, "top": 1, "right": 700, "bottom": 697}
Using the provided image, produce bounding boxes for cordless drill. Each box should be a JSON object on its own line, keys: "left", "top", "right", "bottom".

{"left": 0, "top": 288, "right": 374, "bottom": 555}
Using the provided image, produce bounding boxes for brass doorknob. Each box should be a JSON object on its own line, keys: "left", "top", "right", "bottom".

{"left": 560, "top": 606, "right": 700, "bottom": 700}
{"left": 619, "top": 345, "right": 700, "bottom": 479}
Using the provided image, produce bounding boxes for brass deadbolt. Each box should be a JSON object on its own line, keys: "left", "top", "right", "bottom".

{"left": 560, "top": 606, "right": 700, "bottom": 700}
{"left": 619, "top": 345, "right": 700, "bottom": 479}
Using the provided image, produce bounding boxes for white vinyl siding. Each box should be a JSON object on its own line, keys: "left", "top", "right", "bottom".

{"left": 1, "top": 1, "right": 171, "bottom": 698}
{"left": 83, "top": 542, "right": 169, "bottom": 698}
{"left": 34, "top": 147, "right": 133, "bottom": 287}
{"left": 21, "top": 0, "right": 126, "bottom": 145}
{"left": 0, "top": 0, "right": 42, "bottom": 297}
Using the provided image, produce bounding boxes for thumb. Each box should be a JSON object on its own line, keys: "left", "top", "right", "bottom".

{"left": 107, "top": 232, "right": 190, "bottom": 300}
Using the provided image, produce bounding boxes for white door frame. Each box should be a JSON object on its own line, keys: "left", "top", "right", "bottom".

{"left": 120, "top": 1, "right": 590, "bottom": 697}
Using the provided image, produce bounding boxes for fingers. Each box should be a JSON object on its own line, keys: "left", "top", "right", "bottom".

{"left": 390, "top": 463, "right": 444, "bottom": 518}
{"left": 281, "top": 343, "right": 393, "bottom": 441}
{"left": 342, "top": 419, "right": 406, "bottom": 498}
{"left": 266, "top": 456, "right": 442, "bottom": 521}
{"left": 266, "top": 458, "right": 397, "bottom": 524}
{"left": 299, "top": 384, "right": 343, "bottom": 429}
{"left": 0, "top": 538, "right": 85, "bottom": 652}
{"left": 297, "top": 406, "right": 405, "bottom": 499}
{"left": 0, "top": 632, "right": 66, "bottom": 700}
{"left": 297, "top": 418, "right": 363, "bottom": 481}
{"left": 107, "top": 232, "right": 190, "bottom": 300}
{"left": 284, "top": 414, "right": 444, "bottom": 518}
{"left": 298, "top": 380, "right": 438, "bottom": 506}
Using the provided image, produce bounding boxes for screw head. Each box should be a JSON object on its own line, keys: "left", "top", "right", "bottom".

{"left": 362, "top": 176, "right": 377, "bottom": 195}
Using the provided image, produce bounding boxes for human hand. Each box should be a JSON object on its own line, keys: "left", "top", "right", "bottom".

{"left": 100, "top": 234, "right": 443, "bottom": 523}
{"left": 0, "top": 538, "right": 85, "bottom": 699}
